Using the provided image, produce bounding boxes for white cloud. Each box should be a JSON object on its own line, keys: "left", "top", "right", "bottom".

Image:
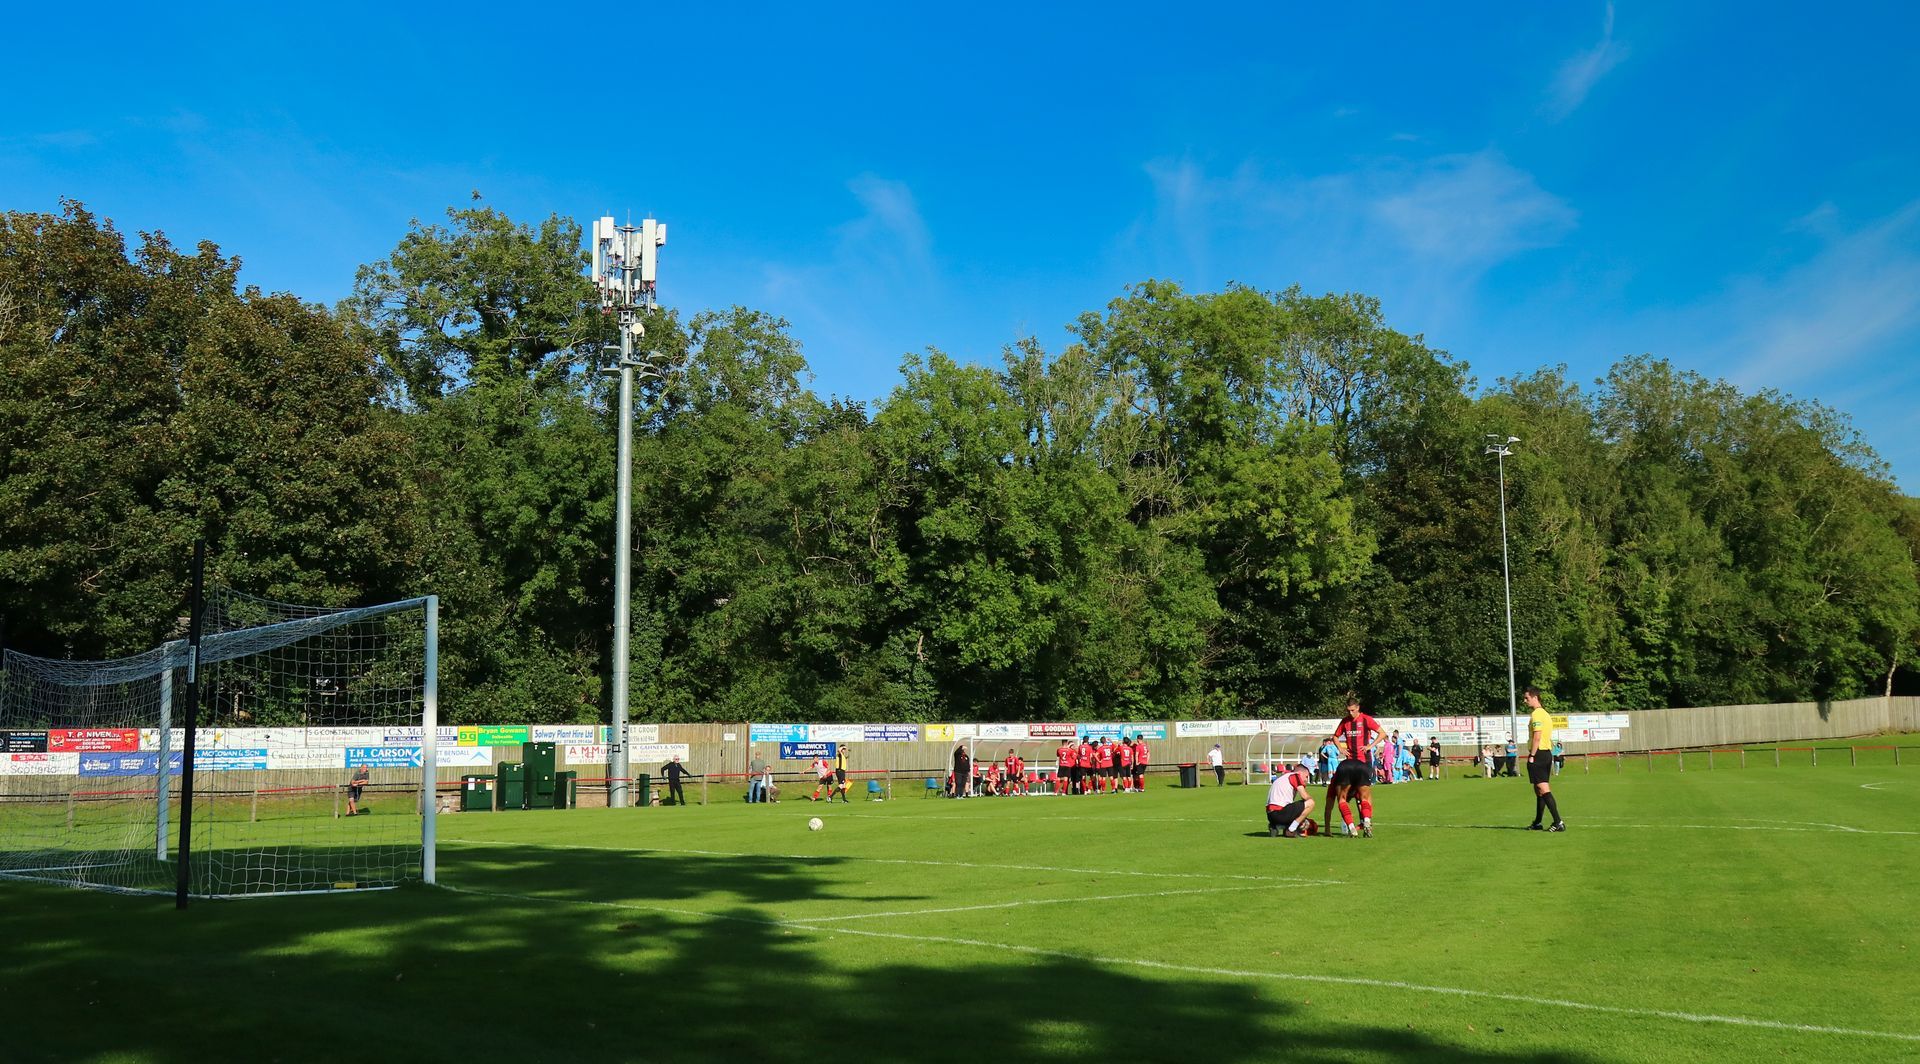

{"left": 1544, "top": 2, "right": 1627, "bottom": 121}
{"left": 1129, "top": 149, "right": 1575, "bottom": 315}
{"left": 1718, "top": 201, "right": 1920, "bottom": 387}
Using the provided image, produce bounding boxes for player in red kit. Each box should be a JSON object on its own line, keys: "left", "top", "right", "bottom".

{"left": 1326, "top": 694, "right": 1384, "bottom": 837}
{"left": 1078, "top": 739, "right": 1096, "bottom": 793}
{"left": 1116, "top": 737, "right": 1134, "bottom": 791}
{"left": 1056, "top": 739, "right": 1077, "bottom": 795}
{"left": 1132, "top": 736, "right": 1149, "bottom": 790}
{"left": 1265, "top": 763, "right": 1317, "bottom": 837}
{"left": 1097, "top": 738, "right": 1116, "bottom": 792}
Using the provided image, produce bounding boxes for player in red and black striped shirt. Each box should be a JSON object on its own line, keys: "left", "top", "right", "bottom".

{"left": 1325, "top": 695, "right": 1383, "bottom": 837}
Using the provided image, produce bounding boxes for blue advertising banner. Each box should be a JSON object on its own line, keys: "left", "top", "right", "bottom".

{"left": 1075, "top": 723, "right": 1167, "bottom": 741}
{"left": 751, "top": 723, "right": 810, "bottom": 743}
{"left": 344, "top": 746, "right": 424, "bottom": 768}
{"left": 78, "top": 752, "right": 184, "bottom": 777}
{"left": 195, "top": 748, "right": 269, "bottom": 771}
{"left": 861, "top": 725, "right": 919, "bottom": 742}
{"left": 778, "top": 741, "right": 837, "bottom": 761}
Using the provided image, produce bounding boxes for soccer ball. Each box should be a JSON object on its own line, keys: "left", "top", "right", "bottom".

{"left": 807, "top": 817, "right": 824, "bottom": 831}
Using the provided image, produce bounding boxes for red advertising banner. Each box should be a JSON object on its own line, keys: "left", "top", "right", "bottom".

{"left": 1026, "top": 723, "right": 1078, "bottom": 738}
{"left": 48, "top": 728, "right": 141, "bottom": 753}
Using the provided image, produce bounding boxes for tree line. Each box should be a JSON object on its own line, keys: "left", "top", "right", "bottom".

{"left": 4, "top": 200, "right": 1917, "bottom": 723}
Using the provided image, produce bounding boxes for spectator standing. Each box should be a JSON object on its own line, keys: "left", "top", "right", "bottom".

{"left": 749, "top": 754, "right": 769, "bottom": 803}
{"left": 952, "top": 744, "right": 970, "bottom": 798}
{"left": 1482, "top": 745, "right": 1496, "bottom": 779}
{"left": 661, "top": 756, "right": 697, "bottom": 806}
{"left": 1319, "top": 737, "right": 1339, "bottom": 784}
{"left": 1552, "top": 738, "right": 1565, "bottom": 776}
{"left": 1208, "top": 744, "right": 1226, "bottom": 785}
{"left": 1429, "top": 740, "right": 1442, "bottom": 780}
{"left": 1297, "top": 747, "right": 1316, "bottom": 784}
{"left": 345, "top": 762, "right": 370, "bottom": 816}
{"left": 1505, "top": 738, "right": 1520, "bottom": 777}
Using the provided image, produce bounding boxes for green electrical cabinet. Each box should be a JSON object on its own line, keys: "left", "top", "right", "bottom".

{"left": 495, "top": 761, "right": 526, "bottom": 810}
{"left": 523, "top": 741, "right": 557, "bottom": 808}
{"left": 554, "top": 770, "right": 577, "bottom": 809}
{"left": 459, "top": 773, "right": 494, "bottom": 812}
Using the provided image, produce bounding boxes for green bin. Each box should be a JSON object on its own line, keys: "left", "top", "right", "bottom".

{"left": 554, "top": 770, "right": 577, "bottom": 810}
{"left": 459, "top": 773, "right": 494, "bottom": 812}
{"left": 523, "top": 741, "right": 557, "bottom": 808}
{"left": 495, "top": 761, "right": 527, "bottom": 810}
{"left": 634, "top": 772, "right": 650, "bottom": 808}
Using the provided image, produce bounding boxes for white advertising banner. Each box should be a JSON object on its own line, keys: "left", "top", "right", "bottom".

{"left": 1175, "top": 721, "right": 1220, "bottom": 737}
{"left": 533, "top": 725, "right": 601, "bottom": 744}
{"left": 810, "top": 724, "right": 866, "bottom": 743}
{"left": 1263, "top": 718, "right": 1339, "bottom": 736}
{"left": 305, "top": 727, "right": 388, "bottom": 747}
{"left": 1589, "top": 728, "right": 1621, "bottom": 741}
{"left": 437, "top": 747, "right": 494, "bottom": 768}
{"left": 266, "top": 748, "right": 340, "bottom": 771}
{"left": 628, "top": 725, "right": 661, "bottom": 745}
{"left": 976, "top": 723, "right": 1029, "bottom": 741}
{"left": 565, "top": 744, "right": 607, "bottom": 766}
{"left": 1, "top": 752, "right": 80, "bottom": 776}
{"left": 632, "top": 743, "right": 693, "bottom": 764}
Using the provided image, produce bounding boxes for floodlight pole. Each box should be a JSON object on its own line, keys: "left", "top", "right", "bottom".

{"left": 594, "top": 215, "right": 667, "bottom": 809}
{"left": 1485, "top": 435, "right": 1521, "bottom": 749}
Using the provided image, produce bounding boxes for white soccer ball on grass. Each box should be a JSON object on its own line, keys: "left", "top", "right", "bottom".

{"left": 807, "top": 817, "right": 824, "bottom": 831}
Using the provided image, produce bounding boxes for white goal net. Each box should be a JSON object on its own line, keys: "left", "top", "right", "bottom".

{"left": 0, "top": 589, "right": 438, "bottom": 898}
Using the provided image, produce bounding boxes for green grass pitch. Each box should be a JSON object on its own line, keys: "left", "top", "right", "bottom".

{"left": 1, "top": 750, "right": 1915, "bottom": 1063}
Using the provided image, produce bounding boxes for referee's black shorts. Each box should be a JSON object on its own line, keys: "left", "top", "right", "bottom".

{"left": 1331, "top": 758, "right": 1374, "bottom": 790}
{"left": 1528, "top": 750, "right": 1554, "bottom": 784}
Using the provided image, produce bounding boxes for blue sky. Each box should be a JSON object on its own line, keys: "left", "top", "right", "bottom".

{"left": 6, "top": 3, "right": 1918, "bottom": 483}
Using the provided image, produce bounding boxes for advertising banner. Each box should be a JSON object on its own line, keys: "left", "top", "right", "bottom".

{"left": 1076, "top": 723, "right": 1167, "bottom": 740}
{"left": 1025, "top": 723, "right": 1078, "bottom": 738}
{"left": 79, "top": 752, "right": 184, "bottom": 777}
{"left": 196, "top": 749, "right": 270, "bottom": 771}
{"left": 532, "top": 725, "right": 599, "bottom": 744}
{"left": 437, "top": 747, "right": 494, "bottom": 768}
{"left": 779, "top": 741, "right": 837, "bottom": 761}
{"left": 630, "top": 725, "right": 660, "bottom": 744}
{"left": 1263, "top": 719, "right": 1339, "bottom": 736}
{"left": 2, "top": 752, "right": 79, "bottom": 776}
{"left": 1438, "top": 716, "right": 1476, "bottom": 731}
{"left": 564, "top": 744, "right": 606, "bottom": 766}
{"left": 631, "top": 743, "right": 692, "bottom": 764}
{"left": 749, "top": 723, "right": 809, "bottom": 743}
{"left": 475, "top": 726, "right": 530, "bottom": 747}
{"left": 267, "top": 748, "right": 340, "bottom": 771}
{"left": 977, "top": 723, "right": 1029, "bottom": 741}
{"left": 1, "top": 730, "right": 48, "bottom": 753}
{"left": 1175, "top": 721, "right": 1219, "bottom": 737}
{"left": 1589, "top": 728, "right": 1621, "bottom": 741}
{"left": 49, "top": 728, "right": 140, "bottom": 753}
{"left": 307, "top": 727, "right": 387, "bottom": 747}
{"left": 345, "top": 746, "right": 423, "bottom": 768}
{"left": 810, "top": 724, "right": 865, "bottom": 743}
{"left": 924, "top": 724, "right": 955, "bottom": 742}
{"left": 862, "top": 725, "right": 919, "bottom": 742}
{"left": 952, "top": 724, "right": 979, "bottom": 739}
{"left": 1567, "top": 713, "right": 1630, "bottom": 730}
{"left": 383, "top": 727, "right": 460, "bottom": 745}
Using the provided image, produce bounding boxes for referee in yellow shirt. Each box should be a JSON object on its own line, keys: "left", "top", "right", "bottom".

{"left": 1525, "top": 686, "right": 1566, "bottom": 832}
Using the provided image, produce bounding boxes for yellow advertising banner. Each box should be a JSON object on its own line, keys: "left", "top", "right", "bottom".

{"left": 925, "top": 724, "right": 955, "bottom": 742}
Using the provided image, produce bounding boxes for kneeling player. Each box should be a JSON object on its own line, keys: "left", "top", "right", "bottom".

{"left": 1265, "top": 763, "right": 1316, "bottom": 837}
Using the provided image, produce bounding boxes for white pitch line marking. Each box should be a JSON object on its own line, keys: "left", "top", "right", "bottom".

{"left": 437, "top": 883, "right": 1920, "bottom": 1046}
{"left": 783, "top": 884, "right": 1288, "bottom": 924}
{"left": 1860, "top": 782, "right": 1891, "bottom": 791}
{"left": 444, "top": 837, "right": 1346, "bottom": 885}
{"left": 829, "top": 811, "right": 1920, "bottom": 836}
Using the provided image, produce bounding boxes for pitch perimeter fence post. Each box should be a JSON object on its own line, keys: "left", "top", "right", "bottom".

{"left": 174, "top": 540, "right": 206, "bottom": 910}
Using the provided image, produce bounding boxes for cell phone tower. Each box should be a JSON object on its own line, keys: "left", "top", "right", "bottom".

{"left": 592, "top": 215, "right": 667, "bottom": 809}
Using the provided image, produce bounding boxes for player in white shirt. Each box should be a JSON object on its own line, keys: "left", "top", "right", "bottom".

{"left": 1265, "top": 765, "right": 1317, "bottom": 838}
{"left": 809, "top": 757, "right": 836, "bottom": 802}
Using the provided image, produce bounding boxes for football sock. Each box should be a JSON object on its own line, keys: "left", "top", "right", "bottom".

{"left": 1533, "top": 795, "right": 1545, "bottom": 825}
{"left": 1359, "top": 799, "right": 1373, "bottom": 820}
{"left": 1338, "top": 800, "right": 1354, "bottom": 827}
{"left": 1543, "top": 792, "right": 1561, "bottom": 823}
{"left": 1288, "top": 816, "right": 1304, "bottom": 833}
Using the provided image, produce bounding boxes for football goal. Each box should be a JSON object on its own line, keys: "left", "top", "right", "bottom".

{"left": 0, "top": 588, "right": 438, "bottom": 898}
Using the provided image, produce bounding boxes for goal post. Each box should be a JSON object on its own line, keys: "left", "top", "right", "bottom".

{"left": 0, "top": 589, "right": 437, "bottom": 900}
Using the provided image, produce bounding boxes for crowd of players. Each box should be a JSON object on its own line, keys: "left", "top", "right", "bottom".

{"left": 948, "top": 735, "right": 1151, "bottom": 796}
{"left": 1264, "top": 689, "right": 1566, "bottom": 838}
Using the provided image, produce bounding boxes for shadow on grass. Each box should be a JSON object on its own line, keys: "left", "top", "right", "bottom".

{"left": 0, "top": 842, "right": 1605, "bottom": 1064}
